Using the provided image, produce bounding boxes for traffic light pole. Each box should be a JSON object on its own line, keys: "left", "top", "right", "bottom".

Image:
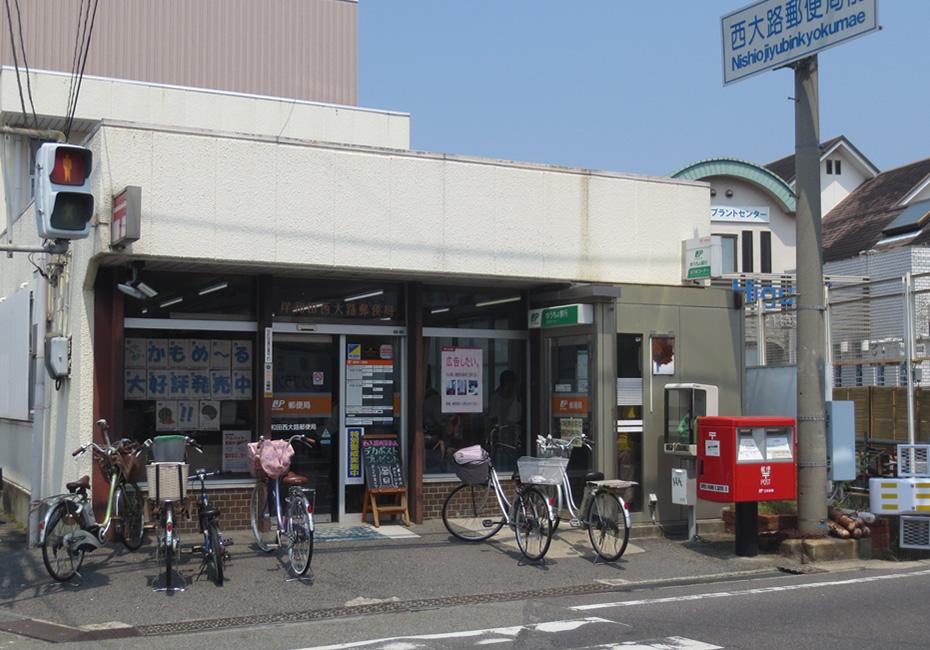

{"left": 794, "top": 55, "right": 829, "bottom": 536}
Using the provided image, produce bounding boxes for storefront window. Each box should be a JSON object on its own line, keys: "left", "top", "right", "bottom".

{"left": 122, "top": 330, "right": 257, "bottom": 478}
{"left": 274, "top": 279, "right": 403, "bottom": 322}
{"left": 122, "top": 271, "right": 255, "bottom": 319}
{"left": 424, "top": 286, "right": 527, "bottom": 329}
{"left": 423, "top": 336, "right": 527, "bottom": 476}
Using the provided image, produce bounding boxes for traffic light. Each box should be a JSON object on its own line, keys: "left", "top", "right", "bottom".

{"left": 34, "top": 143, "right": 94, "bottom": 240}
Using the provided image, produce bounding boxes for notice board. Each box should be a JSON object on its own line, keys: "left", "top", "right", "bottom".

{"left": 361, "top": 434, "right": 404, "bottom": 489}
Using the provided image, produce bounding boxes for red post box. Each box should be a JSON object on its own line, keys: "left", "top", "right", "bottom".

{"left": 697, "top": 416, "right": 797, "bottom": 502}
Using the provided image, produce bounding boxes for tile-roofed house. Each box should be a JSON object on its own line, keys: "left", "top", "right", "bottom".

{"left": 823, "top": 157, "right": 930, "bottom": 262}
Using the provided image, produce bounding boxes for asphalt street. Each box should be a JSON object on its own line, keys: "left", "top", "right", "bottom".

{"left": 2, "top": 517, "right": 926, "bottom": 648}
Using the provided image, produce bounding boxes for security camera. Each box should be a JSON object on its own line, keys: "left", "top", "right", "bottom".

{"left": 117, "top": 283, "right": 146, "bottom": 300}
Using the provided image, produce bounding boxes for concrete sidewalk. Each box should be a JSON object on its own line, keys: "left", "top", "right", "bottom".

{"left": 0, "top": 516, "right": 888, "bottom": 643}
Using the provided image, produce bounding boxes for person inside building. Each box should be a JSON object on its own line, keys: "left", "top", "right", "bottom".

{"left": 487, "top": 370, "right": 522, "bottom": 466}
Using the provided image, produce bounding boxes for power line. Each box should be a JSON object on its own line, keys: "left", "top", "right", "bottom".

{"left": 2, "top": 0, "right": 28, "bottom": 125}
{"left": 66, "top": 0, "right": 86, "bottom": 127}
{"left": 66, "top": 0, "right": 98, "bottom": 139}
{"left": 13, "top": 0, "right": 37, "bottom": 128}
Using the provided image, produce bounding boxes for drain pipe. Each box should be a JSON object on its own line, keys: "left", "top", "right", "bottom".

{"left": 29, "top": 263, "right": 48, "bottom": 545}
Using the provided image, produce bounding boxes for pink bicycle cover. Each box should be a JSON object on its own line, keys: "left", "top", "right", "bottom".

{"left": 453, "top": 444, "right": 488, "bottom": 465}
{"left": 246, "top": 439, "right": 295, "bottom": 478}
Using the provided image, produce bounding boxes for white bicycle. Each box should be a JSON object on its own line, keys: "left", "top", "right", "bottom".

{"left": 537, "top": 433, "right": 633, "bottom": 562}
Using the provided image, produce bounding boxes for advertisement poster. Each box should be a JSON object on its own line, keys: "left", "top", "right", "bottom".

{"left": 222, "top": 430, "right": 251, "bottom": 473}
{"left": 441, "top": 347, "right": 482, "bottom": 414}
{"left": 650, "top": 335, "right": 676, "bottom": 376}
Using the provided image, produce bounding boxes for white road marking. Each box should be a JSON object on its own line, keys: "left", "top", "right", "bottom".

{"left": 297, "top": 617, "right": 618, "bottom": 649}
{"left": 572, "top": 567, "right": 930, "bottom": 611}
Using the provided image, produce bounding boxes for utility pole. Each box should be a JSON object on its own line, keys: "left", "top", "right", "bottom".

{"left": 794, "top": 55, "right": 828, "bottom": 536}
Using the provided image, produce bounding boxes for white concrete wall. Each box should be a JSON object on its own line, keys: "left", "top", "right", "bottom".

{"left": 706, "top": 177, "right": 795, "bottom": 274}
{"left": 0, "top": 198, "right": 97, "bottom": 497}
{"left": 0, "top": 67, "right": 409, "bottom": 149}
{"left": 821, "top": 148, "right": 869, "bottom": 216}
{"left": 87, "top": 123, "right": 710, "bottom": 285}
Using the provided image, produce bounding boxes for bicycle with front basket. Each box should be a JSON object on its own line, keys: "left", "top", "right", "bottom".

{"left": 248, "top": 434, "right": 316, "bottom": 577}
{"left": 138, "top": 434, "right": 203, "bottom": 592}
{"left": 441, "top": 444, "right": 555, "bottom": 561}
{"left": 537, "top": 432, "right": 632, "bottom": 562}
{"left": 39, "top": 419, "right": 145, "bottom": 582}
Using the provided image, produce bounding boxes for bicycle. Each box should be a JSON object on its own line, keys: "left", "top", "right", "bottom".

{"left": 441, "top": 445, "right": 555, "bottom": 562}
{"left": 537, "top": 432, "right": 632, "bottom": 562}
{"left": 189, "top": 468, "right": 230, "bottom": 586}
{"left": 248, "top": 434, "right": 316, "bottom": 577}
{"left": 39, "top": 419, "right": 145, "bottom": 582}
{"left": 138, "top": 434, "right": 203, "bottom": 592}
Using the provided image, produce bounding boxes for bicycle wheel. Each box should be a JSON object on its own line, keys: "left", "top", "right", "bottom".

{"left": 587, "top": 489, "right": 629, "bottom": 562}
{"left": 441, "top": 482, "right": 504, "bottom": 542}
{"left": 41, "top": 501, "right": 85, "bottom": 582}
{"left": 207, "top": 521, "right": 225, "bottom": 585}
{"left": 287, "top": 492, "right": 314, "bottom": 577}
{"left": 118, "top": 481, "right": 145, "bottom": 550}
{"left": 513, "top": 487, "right": 553, "bottom": 561}
{"left": 250, "top": 479, "right": 276, "bottom": 552}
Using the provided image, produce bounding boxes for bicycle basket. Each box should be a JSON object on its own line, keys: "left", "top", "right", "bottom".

{"left": 151, "top": 435, "right": 188, "bottom": 462}
{"left": 146, "top": 462, "right": 189, "bottom": 502}
{"left": 452, "top": 445, "right": 490, "bottom": 485}
{"left": 517, "top": 456, "right": 565, "bottom": 485}
{"left": 257, "top": 439, "right": 295, "bottom": 479}
{"left": 538, "top": 439, "right": 574, "bottom": 460}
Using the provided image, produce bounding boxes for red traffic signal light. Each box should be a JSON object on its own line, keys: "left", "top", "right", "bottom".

{"left": 35, "top": 144, "right": 95, "bottom": 240}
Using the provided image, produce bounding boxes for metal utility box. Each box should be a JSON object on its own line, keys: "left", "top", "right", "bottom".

{"left": 663, "top": 383, "right": 719, "bottom": 456}
{"left": 825, "top": 401, "right": 855, "bottom": 481}
{"left": 671, "top": 466, "right": 696, "bottom": 506}
{"left": 697, "top": 416, "right": 797, "bottom": 503}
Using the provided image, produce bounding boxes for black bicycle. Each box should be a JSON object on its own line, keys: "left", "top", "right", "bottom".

{"left": 188, "top": 469, "right": 230, "bottom": 586}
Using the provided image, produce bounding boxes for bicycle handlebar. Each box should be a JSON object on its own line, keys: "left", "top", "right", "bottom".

{"left": 536, "top": 432, "right": 593, "bottom": 450}
{"left": 73, "top": 440, "right": 133, "bottom": 458}
{"left": 256, "top": 434, "right": 315, "bottom": 447}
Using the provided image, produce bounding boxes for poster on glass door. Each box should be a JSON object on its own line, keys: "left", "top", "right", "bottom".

{"left": 441, "top": 347, "right": 482, "bottom": 413}
{"left": 345, "top": 342, "right": 395, "bottom": 426}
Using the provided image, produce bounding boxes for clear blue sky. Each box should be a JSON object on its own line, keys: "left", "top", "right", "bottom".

{"left": 359, "top": 1, "right": 925, "bottom": 177}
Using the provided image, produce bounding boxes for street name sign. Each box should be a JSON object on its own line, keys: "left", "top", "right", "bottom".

{"left": 721, "top": 0, "right": 879, "bottom": 85}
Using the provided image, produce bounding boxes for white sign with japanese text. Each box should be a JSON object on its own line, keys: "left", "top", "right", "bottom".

{"left": 222, "top": 430, "right": 252, "bottom": 473}
{"left": 441, "top": 347, "right": 483, "bottom": 414}
{"left": 722, "top": 0, "right": 879, "bottom": 85}
{"left": 710, "top": 206, "right": 770, "bottom": 224}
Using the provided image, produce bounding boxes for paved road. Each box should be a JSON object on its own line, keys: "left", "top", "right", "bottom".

{"left": 3, "top": 516, "right": 926, "bottom": 648}
{"left": 8, "top": 561, "right": 920, "bottom": 649}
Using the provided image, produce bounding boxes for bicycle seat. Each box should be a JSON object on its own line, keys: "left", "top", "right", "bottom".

{"left": 585, "top": 471, "right": 605, "bottom": 482}
{"left": 67, "top": 475, "right": 90, "bottom": 492}
{"left": 282, "top": 472, "right": 310, "bottom": 486}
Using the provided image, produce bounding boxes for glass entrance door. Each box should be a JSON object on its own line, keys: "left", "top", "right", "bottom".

{"left": 547, "top": 335, "right": 595, "bottom": 481}
{"left": 271, "top": 336, "right": 339, "bottom": 522}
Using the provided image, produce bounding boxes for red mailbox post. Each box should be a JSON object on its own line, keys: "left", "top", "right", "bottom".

{"left": 697, "top": 416, "right": 797, "bottom": 556}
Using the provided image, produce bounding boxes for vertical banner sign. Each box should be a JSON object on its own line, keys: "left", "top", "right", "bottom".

{"left": 441, "top": 347, "right": 483, "bottom": 413}
{"left": 721, "top": 0, "right": 879, "bottom": 85}
{"left": 346, "top": 427, "right": 364, "bottom": 484}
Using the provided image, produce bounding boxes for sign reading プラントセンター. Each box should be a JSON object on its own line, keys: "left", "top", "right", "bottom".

{"left": 721, "top": 0, "right": 878, "bottom": 85}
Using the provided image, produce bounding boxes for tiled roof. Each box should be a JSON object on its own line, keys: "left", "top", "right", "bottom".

{"left": 822, "top": 157, "right": 930, "bottom": 262}
{"left": 765, "top": 136, "right": 846, "bottom": 184}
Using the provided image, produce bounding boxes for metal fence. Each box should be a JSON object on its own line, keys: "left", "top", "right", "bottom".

{"left": 720, "top": 271, "right": 930, "bottom": 444}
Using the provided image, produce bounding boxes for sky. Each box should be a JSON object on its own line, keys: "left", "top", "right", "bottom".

{"left": 359, "top": 1, "right": 927, "bottom": 178}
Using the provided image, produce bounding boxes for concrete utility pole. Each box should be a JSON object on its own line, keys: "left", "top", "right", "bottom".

{"left": 793, "top": 55, "right": 828, "bottom": 536}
